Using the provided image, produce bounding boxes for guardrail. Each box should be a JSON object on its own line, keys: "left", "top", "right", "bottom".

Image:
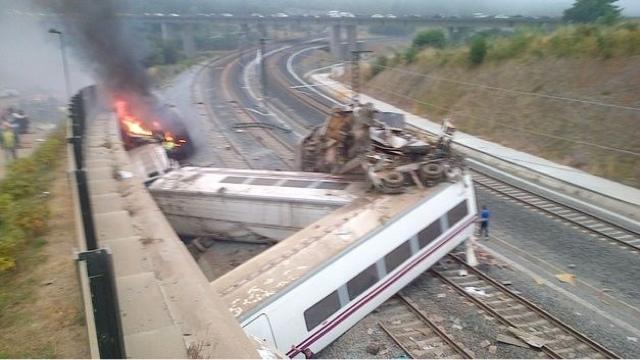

{"left": 68, "top": 86, "right": 126, "bottom": 359}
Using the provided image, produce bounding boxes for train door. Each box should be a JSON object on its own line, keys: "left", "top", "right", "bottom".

{"left": 243, "top": 313, "right": 277, "bottom": 350}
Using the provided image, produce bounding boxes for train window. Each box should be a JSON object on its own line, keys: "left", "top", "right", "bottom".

{"left": 316, "top": 182, "right": 349, "bottom": 190}
{"left": 347, "top": 264, "right": 379, "bottom": 301}
{"left": 282, "top": 180, "right": 314, "bottom": 188}
{"left": 250, "top": 177, "right": 279, "bottom": 186}
{"left": 384, "top": 240, "right": 412, "bottom": 274}
{"left": 304, "top": 291, "right": 341, "bottom": 331}
{"left": 447, "top": 200, "right": 469, "bottom": 227}
{"left": 220, "top": 176, "right": 248, "bottom": 184}
{"left": 418, "top": 221, "right": 442, "bottom": 248}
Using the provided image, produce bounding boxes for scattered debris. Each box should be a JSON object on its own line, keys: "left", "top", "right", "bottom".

{"left": 479, "top": 340, "right": 491, "bottom": 348}
{"left": 367, "top": 328, "right": 375, "bottom": 335}
{"left": 366, "top": 342, "right": 381, "bottom": 355}
{"left": 298, "top": 103, "right": 464, "bottom": 193}
{"left": 488, "top": 345, "right": 497, "bottom": 354}
{"left": 555, "top": 273, "right": 576, "bottom": 285}
{"left": 627, "top": 336, "right": 638, "bottom": 343}
{"left": 437, "top": 293, "right": 447, "bottom": 298}
{"left": 458, "top": 269, "right": 468, "bottom": 277}
{"left": 41, "top": 280, "right": 54, "bottom": 286}
{"left": 497, "top": 334, "right": 530, "bottom": 348}
{"left": 508, "top": 327, "right": 547, "bottom": 348}
{"left": 464, "top": 286, "right": 488, "bottom": 297}
{"left": 568, "top": 264, "right": 576, "bottom": 269}
{"left": 501, "top": 280, "right": 512, "bottom": 286}
{"left": 452, "top": 324, "right": 463, "bottom": 330}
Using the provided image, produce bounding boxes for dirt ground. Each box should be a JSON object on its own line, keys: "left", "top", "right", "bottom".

{"left": 0, "top": 157, "right": 90, "bottom": 358}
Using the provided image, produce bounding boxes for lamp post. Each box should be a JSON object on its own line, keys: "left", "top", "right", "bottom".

{"left": 48, "top": 28, "right": 71, "bottom": 99}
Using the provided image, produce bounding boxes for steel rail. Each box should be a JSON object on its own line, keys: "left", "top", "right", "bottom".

{"left": 396, "top": 294, "right": 475, "bottom": 358}
{"left": 274, "top": 44, "right": 640, "bottom": 255}
{"left": 221, "top": 55, "right": 296, "bottom": 167}
{"left": 432, "top": 254, "right": 619, "bottom": 359}
{"left": 471, "top": 170, "right": 640, "bottom": 253}
{"left": 190, "top": 50, "right": 255, "bottom": 168}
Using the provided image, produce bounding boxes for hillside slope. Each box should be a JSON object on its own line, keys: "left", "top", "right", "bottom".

{"left": 363, "top": 31, "right": 640, "bottom": 187}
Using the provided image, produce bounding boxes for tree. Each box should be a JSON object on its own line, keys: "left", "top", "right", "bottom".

{"left": 563, "top": 0, "right": 621, "bottom": 23}
{"left": 469, "top": 37, "right": 487, "bottom": 65}
{"left": 412, "top": 29, "right": 446, "bottom": 49}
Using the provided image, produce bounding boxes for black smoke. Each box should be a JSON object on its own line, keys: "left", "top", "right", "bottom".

{"left": 39, "top": 0, "right": 150, "bottom": 97}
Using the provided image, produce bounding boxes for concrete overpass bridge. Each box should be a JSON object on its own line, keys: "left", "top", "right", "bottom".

{"left": 123, "top": 14, "right": 562, "bottom": 58}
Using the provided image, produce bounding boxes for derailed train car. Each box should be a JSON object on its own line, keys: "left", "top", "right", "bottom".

{"left": 114, "top": 95, "right": 194, "bottom": 160}
{"left": 213, "top": 173, "right": 477, "bottom": 357}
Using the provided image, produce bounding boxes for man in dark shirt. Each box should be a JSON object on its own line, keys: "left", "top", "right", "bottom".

{"left": 479, "top": 205, "right": 490, "bottom": 239}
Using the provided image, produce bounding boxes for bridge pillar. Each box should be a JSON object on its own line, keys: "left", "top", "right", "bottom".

{"left": 181, "top": 23, "right": 196, "bottom": 58}
{"left": 345, "top": 24, "right": 357, "bottom": 57}
{"left": 241, "top": 23, "right": 250, "bottom": 36}
{"left": 161, "top": 22, "right": 172, "bottom": 41}
{"left": 257, "top": 22, "right": 268, "bottom": 38}
{"left": 340, "top": 42, "right": 350, "bottom": 61}
{"left": 330, "top": 23, "right": 342, "bottom": 58}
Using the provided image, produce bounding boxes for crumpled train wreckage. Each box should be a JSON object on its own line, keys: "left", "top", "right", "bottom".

{"left": 298, "top": 103, "right": 463, "bottom": 193}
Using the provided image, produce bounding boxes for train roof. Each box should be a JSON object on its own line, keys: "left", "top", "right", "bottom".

{"left": 212, "top": 180, "right": 457, "bottom": 320}
{"left": 150, "top": 167, "right": 367, "bottom": 205}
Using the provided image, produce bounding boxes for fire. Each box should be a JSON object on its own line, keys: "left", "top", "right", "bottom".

{"left": 114, "top": 100, "right": 153, "bottom": 136}
{"left": 113, "top": 98, "right": 192, "bottom": 159}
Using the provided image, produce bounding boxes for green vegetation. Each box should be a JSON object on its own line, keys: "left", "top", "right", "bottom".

{"left": 563, "top": 0, "right": 621, "bottom": 24}
{"left": 469, "top": 36, "right": 488, "bottom": 64}
{"left": 364, "top": 21, "right": 640, "bottom": 187}
{"left": 388, "top": 21, "right": 640, "bottom": 68}
{"left": 0, "top": 128, "right": 65, "bottom": 272}
{"left": 370, "top": 55, "right": 389, "bottom": 78}
{"left": 412, "top": 29, "right": 447, "bottom": 49}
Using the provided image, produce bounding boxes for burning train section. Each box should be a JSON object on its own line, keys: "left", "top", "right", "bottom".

{"left": 113, "top": 96, "right": 193, "bottom": 160}
{"left": 119, "top": 99, "right": 476, "bottom": 357}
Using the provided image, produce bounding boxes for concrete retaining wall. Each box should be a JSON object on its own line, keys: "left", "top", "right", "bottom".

{"left": 80, "top": 111, "right": 258, "bottom": 358}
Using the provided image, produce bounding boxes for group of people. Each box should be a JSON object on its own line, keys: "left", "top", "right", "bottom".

{"left": 1, "top": 107, "right": 29, "bottom": 164}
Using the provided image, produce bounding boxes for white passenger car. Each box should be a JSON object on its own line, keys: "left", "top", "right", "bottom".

{"left": 213, "top": 174, "right": 477, "bottom": 357}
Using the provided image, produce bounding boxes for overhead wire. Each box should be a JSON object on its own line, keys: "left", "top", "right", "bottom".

{"left": 280, "top": 46, "right": 640, "bottom": 157}
{"left": 363, "top": 83, "right": 640, "bottom": 157}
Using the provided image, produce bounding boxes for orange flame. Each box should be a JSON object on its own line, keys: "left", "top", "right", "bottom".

{"left": 114, "top": 100, "right": 153, "bottom": 136}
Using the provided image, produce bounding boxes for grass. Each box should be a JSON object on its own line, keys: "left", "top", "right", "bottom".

{"left": 364, "top": 21, "right": 640, "bottom": 187}
{"left": 377, "top": 21, "right": 640, "bottom": 70}
{"left": 0, "top": 130, "right": 89, "bottom": 357}
{"left": 0, "top": 128, "right": 65, "bottom": 272}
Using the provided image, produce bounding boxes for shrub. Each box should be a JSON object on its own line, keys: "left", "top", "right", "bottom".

{"left": 0, "top": 128, "right": 65, "bottom": 273}
{"left": 404, "top": 46, "right": 418, "bottom": 64}
{"left": 370, "top": 55, "right": 388, "bottom": 78}
{"left": 413, "top": 29, "right": 447, "bottom": 49}
{"left": 469, "top": 37, "right": 487, "bottom": 65}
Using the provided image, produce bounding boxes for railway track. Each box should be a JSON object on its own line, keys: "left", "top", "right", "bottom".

{"left": 269, "top": 51, "right": 331, "bottom": 119}
{"left": 191, "top": 51, "right": 254, "bottom": 168}
{"left": 266, "top": 49, "right": 332, "bottom": 127}
{"left": 379, "top": 294, "right": 474, "bottom": 359}
{"left": 272, "top": 44, "right": 640, "bottom": 256}
{"left": 471, "top": 172, "right": 640, "bottom": 253}
{"left": 220, "top": 53, "right": 296, "bottom": 169}
{"left": 431, "top": 254, "right": 619, "bottom": 359}
{"left": 246, "top": 43, "right": 629, "bottom": 358}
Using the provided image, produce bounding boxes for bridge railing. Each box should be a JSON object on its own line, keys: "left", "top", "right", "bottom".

{"left": 68, "top": 86, "right": 126, "bottom": 359}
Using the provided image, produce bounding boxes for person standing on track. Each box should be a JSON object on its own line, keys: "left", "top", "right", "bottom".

{"left": 479, "top": 205, "right": 490, "bottom": 239}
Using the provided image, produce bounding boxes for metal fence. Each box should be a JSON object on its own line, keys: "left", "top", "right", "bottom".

{"left": 69, "top": 86, "right": 126, "bottom": 359}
